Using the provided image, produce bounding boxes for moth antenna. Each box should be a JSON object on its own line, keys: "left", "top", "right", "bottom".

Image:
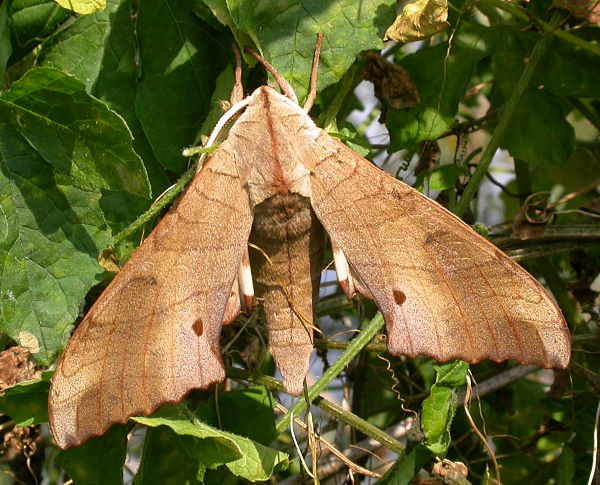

{"left": 197, "top": 98, "right": 249, "bottom": 173}
{"left": 230, "top": 43, "right": 244, "bottom": 104}
{"left": 244, "top": 46, "right": 299, "bottom": 104}
{"left": 303, "top": 33, "right": 323, "bottom": 113}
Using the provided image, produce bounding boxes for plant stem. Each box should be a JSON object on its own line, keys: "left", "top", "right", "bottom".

{"left": 569, "top": 97, "right": 600, "bottom": 133}
{"left": 513, "top": 158, "right": 532, "bottom": 204}
{"left": 226, "top": 367, "right": 286, "bottom": 392}
{"left": 313, "top": 396, "right": 405, "bottom": 454}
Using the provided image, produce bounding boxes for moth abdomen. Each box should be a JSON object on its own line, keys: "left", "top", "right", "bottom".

{"left": 248, "top": 193, "right": 325, "bottom": 395}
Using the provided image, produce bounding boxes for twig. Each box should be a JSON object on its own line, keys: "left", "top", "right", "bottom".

{"left": 290, "top": 409, "right": 314, "bottom": 479}
{"left": 464, "top": 373, "right": 500, "bottom": 484}
{"left": 275, "top": 403, "right": 380, "bottom": 480}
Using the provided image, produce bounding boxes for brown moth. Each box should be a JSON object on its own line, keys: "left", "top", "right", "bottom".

{"left": 48, "top": 37, "right": 571, "bottom": 450}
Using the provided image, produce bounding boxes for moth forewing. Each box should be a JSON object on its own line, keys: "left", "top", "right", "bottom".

{"left": 308, "top": 132, "right": 570, "bottom": 369}
{"left": 48, "top": 138, "right": 254, "bottom": 449}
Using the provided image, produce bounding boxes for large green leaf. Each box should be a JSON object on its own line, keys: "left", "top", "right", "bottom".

{"left": 135, "top": 0, "right": 231, "bottom": 173}
{"left": 223, "top": 0, "right": 396, "bottom": 102}
{"left": 38, "top": 0, "right": 168, "bottom": 199}
{"left": 133, "top": 404, "right": 288, "bottom": 481}
{"left": 374, "top": 445, "right": 432, "bottom": 485}
{"left": 538, "top": 28, "right": 600, "bottom": 98}
{"left": 0, "top": 1, "right": 11, "bottom": 91}
{"left": 134, "top": 426, "right": 204, "bottom": 485}
{"left": 0, "top": 115, "right": 111, "bottom": 364}
{"left": 38, "top": 0, "right": 121, "bottom": 92}
{"left": 8, "top": 0, "right": 71, "bottom": 61}
{"left": 0, "top": 68, "right": 150, "bottom": 197}
{"left": 198, "top": 386, "right": 277, "bottom": 446}
{"left": 501, "top": 88, "right": 574, "bottom": 167}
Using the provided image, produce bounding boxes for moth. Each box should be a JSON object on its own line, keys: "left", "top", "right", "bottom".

{"left": 48, "top": 37, "right": 571, "bottom": 450}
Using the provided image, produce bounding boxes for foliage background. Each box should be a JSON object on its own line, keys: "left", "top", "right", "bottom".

{"left": 0, "top": 0, "right": 598, "bottom": 483}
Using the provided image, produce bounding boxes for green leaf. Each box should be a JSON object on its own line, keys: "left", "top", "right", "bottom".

{"left": 0, "top": 115, "right": 111, "bottom": 364}
{"left": 197, "top": 64, "right": 236, "bottom": 141}
{"left": 538, "top": 29, "right": 600, "bottom": 98}
{"left": 98, "top": 190, "right": 152, "bottom": 253}
{"left": 8, "top": 0, "right": 71, "bottom": 60}
{"left": 225, "top": 0, "right": 396, "bottom": 102}
{"left": 133, "top": 404, "right": 288, "bottom": 481}
{"left": 487, "top": 25, "right": 530, "bottom": 94}
{"left": 55, "top": 424, "right": 128, "bottom": 485}
{"left": 421, "top": 361, "right": 469, "bottom": 455}
{"left": 200, "top": 0, "right": 256, "bottom": 53}
{"left": 501, "top": 89, "right": 574, "bottom": 167}
{"left": 134, "top": 405, "right": 242, "bottom": 468}
{"left": 490, "top": 24, "right": 600, "bottom": 100}
{"left": 555, "top": 444, "right": 575, "bottom": 485}
{"left": 134, "top": 426, "right": 203, "bottom": 485}
{"left": 0, "top": 67, "right": 151, "bottom": 197}
{"left": 54, "top": 0, "right": 106, "bottom": 15}
{"left": 38, "top": 0, "right": 121, "bottom": 91}
{"left": 0, "top": 371, "right": 51, "bottom": 425}
{"left": 387, "top": 40, "right": 484, "bottom": 153}
{"left": 329, "top": 125, "right": 372, "bottom": 158}
{"left": 203, "top": 467, "right": 240, "bottom": 485}
{"left": 135, "top": 0, "right": 232, "bottom": 173}
{"left": 37, "top": 0, "right": 168, "bottom": 196}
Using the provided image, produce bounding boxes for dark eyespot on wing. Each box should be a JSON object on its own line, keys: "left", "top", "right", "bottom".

{"left": 393, "top": 290, "right": 406, "bottom": 305}
{"left": 192, "top": 319, "right": 203, "bottom": 336}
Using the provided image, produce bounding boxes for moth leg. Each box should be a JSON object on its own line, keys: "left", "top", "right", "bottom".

{"left": 222, "top": 247, "right": 254, "bottom": 325}
{"left": 244, "top": 47, "right": 298, "bottom": 104}
{"left": 303, "top": 33, "right": 323, "bottom": 113}
{"left": 230, "top": 44, "right": 244, "bottom": 105}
